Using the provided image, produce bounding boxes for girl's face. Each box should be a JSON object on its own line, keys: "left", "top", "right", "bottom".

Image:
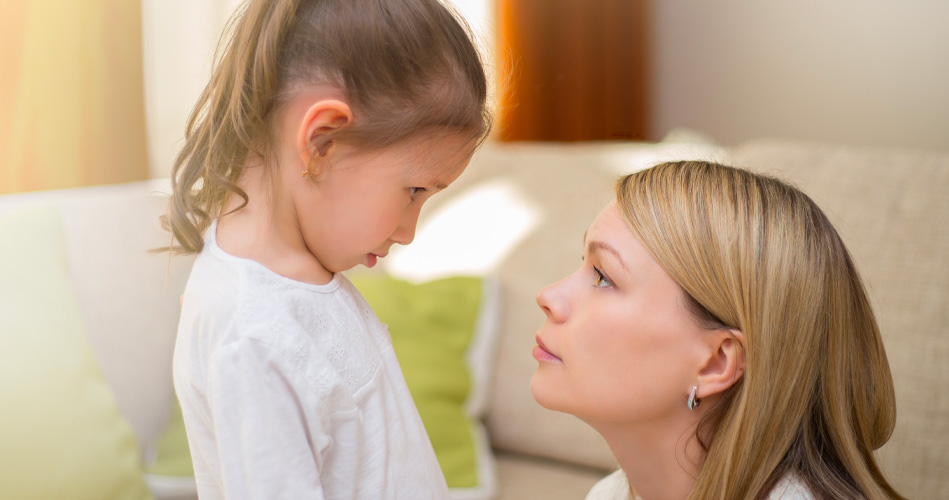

{"left": 531, "top": 202, "right": 710, "bottom": 425}
{"left": 297, "top": 133, "right": 475, "bottom": 274}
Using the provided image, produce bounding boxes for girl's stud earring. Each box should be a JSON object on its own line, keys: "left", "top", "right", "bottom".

{"left": 301, "top": 169, "right": 308, "bottom": 178}
{"left": 687, "top": 386, "right": 701, "bottom": 411}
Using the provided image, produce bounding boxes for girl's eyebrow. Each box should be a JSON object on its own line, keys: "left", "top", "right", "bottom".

{"left": 418, "top": 174, "right": 448, "bottom": 191}
{"left": 583, "top": 231, "right": 629, "bottom": 271}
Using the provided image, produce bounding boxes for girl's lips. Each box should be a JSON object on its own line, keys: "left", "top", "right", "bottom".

{"left": 366, "top": 252, "right": 388, "bottom": 268}
{"left": 533, "top": 335, "right": 562, "bottom": 362}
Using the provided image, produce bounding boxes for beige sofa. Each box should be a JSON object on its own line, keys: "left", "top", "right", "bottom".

{"left": 1, "top": 137, "right": 945, "bottom": 499}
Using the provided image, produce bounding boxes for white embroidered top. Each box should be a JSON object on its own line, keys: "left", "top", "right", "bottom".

{"left": 173, "top": 221, "right": 449, "bottom": 500}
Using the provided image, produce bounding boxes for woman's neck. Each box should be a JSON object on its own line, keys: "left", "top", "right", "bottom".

{"left": 590, "top": 417, "right": 704, "bottom": 500}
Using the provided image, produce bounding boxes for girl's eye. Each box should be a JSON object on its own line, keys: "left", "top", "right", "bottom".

{"left": 409, "top": 187, "right": 427, "bottom": 199}
{"left": 593, "top": 266, "right": 611, "bottom": 288}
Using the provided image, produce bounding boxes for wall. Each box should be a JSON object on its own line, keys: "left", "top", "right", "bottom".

{"left": 143, "top": 0, "right": 948, "bottom": 179}
{"left": 651, "top": 0, "right": 949, "bottom": 151}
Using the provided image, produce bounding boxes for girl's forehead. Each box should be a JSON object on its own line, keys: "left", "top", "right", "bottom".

{"left": 401, "top": 135, "right": 476, "bottom": 168}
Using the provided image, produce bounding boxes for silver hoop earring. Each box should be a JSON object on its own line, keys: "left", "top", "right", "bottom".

{"left": 687, "top": 386, "right": 701, "bottom": 411}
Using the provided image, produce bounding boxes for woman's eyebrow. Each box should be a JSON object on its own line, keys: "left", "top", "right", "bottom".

{"left": 585, "top": 238, "right": 629, "bottom": 271}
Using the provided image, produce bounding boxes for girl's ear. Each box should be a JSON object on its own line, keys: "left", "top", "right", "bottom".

{"left": 297, "top": 99, "right": 353, "bottom": 168}
{"left": 695, "top": 328, "right": 745, "bottom": 399}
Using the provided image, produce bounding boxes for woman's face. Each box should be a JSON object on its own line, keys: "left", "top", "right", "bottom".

{"left": 531, "top": 202, "right": 710, "bottom": 424}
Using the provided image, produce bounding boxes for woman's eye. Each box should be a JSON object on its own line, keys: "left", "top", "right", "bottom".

{"left": 593, "top": 266, "right": 611, "bottom": 288}
{"left": 409, "top": 187, "right": 427, "bottom": 199}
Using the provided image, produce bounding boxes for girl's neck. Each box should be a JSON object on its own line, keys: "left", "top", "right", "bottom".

{"left": 590, "top": 417, "right": 704, "bottom": 500}
{"left": 217, "top": 161, "right": 334, "bottom": 285}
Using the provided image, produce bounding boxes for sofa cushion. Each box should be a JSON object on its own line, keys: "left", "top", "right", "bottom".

{"left": 0, "top": 180, "right": 194, "bottom": 452}
{"left": 143, "top": 396, "right": 196, "bottom": 500}
{"left": 0, "top": 204, "right": 153, "bottom": 500}
{"left": 55, "top": 181, "right": 193, "bottom": 449}
{"left": 494, "top": 451, "right": 606, "bottom": 500}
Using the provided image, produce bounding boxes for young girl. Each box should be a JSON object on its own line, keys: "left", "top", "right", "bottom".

{"left": 162, "top": 0, "right": 490, "bottom": 497}
{"left": 532, "top": 162, "right": 905, "bottom": 499}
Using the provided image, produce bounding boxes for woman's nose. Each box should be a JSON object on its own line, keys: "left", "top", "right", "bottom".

{"left": 536, "top": 280, "right": 568, "bottom": 323}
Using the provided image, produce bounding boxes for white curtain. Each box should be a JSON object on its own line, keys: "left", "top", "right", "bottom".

{"left": 141, "top": 0, "right": 242, "bottom": 180}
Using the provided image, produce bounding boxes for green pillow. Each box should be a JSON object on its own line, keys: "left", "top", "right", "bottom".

{"left": 0, "top": 204, "right": 153, "bottom": 500}
{"left": 351, "top": 274, "right": 490, "bottom": 490}
{"left": 145, "top": 396, "right": 192, "bottom": 477}
{"left": 144, "top": 395, "right": 196, "bottom": 499}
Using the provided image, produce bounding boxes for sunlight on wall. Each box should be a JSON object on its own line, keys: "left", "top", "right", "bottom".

{"left": 384, "top": 181, "right": 541, "bottom": 283}
{"left": 449, "top": 0, "right": 498, "bottom": 108}
{"left": 451, "top": 0, "right": 494, "bottom": 50}
{"left": 600, "top": 143, "right": 731, "bottom": 176}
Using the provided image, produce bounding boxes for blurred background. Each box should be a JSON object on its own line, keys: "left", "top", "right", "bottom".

{"left": 1, "top": 0, "right": 947, "bottom": 194}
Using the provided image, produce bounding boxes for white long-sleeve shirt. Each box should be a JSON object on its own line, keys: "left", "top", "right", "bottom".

{"left": 173, "top": 222, "right": 449, "bottom": 499}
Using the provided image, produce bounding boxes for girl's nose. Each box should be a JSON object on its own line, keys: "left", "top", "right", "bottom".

{"left": 391, "top": 207, "right": 421, "bottom": 246}
{"left": 536, "top": 280, "right": 568, "bottom": 323}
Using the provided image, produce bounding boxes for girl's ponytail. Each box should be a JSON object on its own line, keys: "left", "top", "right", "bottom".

{"left": 162, "top": 0, "right": 301, "bottom": 254}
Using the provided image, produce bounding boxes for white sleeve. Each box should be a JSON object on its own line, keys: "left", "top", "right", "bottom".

{"left": 206, "top": 337, "right": 327, "bottom": 500}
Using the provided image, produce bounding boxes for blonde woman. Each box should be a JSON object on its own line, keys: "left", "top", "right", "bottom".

{"left": 531, "top": 161, "right": 905, "bottom": 500}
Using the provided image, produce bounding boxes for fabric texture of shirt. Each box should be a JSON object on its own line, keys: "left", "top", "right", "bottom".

{"left": 585, "top": 468, "right": 814, "bottom": 500}
{"left": 173, "top": 221, "right": 450, "bottom": 500}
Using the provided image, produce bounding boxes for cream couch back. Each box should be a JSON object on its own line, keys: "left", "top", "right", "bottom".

{"left": 1, "top": 139, "right": 945, "bottom": 499}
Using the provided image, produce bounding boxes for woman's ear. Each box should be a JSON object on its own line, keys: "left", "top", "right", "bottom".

{"left": 695, "top": 328, "right": 745, "bottom": 399}
{"left": 297, "top": 99, "right": 353, "bottom": 170}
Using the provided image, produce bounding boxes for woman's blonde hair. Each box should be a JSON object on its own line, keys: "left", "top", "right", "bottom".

{"left": 615, "top": 161, "right": 904, "bottom": 500}
{"left": 162, "top": 0, "right": 491, "bottom": 254}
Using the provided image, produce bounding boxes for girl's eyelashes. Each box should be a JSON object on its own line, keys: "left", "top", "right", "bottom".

{"left": 409, "top": 187, "right": 427, "bottom": 199}
{"left": 593, "top": 265, "right": 612, "bottom": 288}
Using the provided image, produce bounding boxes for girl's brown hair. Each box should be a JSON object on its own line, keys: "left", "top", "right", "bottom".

{"left": 615, "top": 161, "right": 904, "bottom": 499}
{"left": 162, "top": 0, "right": 491, "bottom": 254}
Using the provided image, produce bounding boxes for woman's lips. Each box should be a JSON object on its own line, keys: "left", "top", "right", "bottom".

{"left": 533, "top": 335, "right": 562, "bottom": 362}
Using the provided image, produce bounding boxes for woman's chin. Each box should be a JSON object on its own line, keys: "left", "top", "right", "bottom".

{"left": 529, "top": 372, "right": 565, "bottom": 413}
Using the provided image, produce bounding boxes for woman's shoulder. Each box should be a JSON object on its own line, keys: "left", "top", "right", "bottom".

{"left": 765, "top": 473, "right": 814, "bottom": 500}
{"left": 582, "top": 469, "right": 813, "bottom": 500}
{"left": 585, "top": 469, "right": 637, "bottom": 500}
